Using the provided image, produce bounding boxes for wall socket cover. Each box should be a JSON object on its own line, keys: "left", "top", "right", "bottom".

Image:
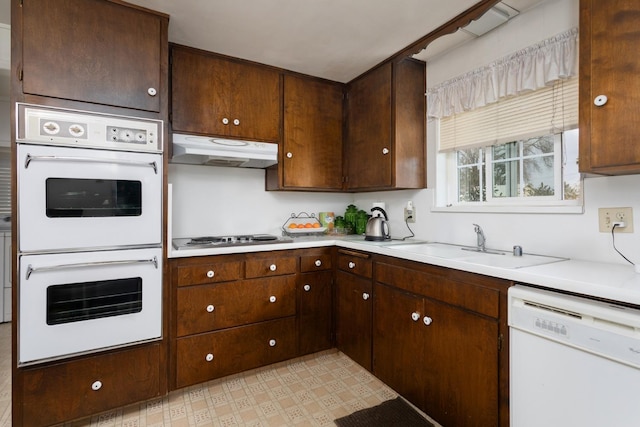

{"left": 598, "top": 207, "right": 633, "bottom": 233}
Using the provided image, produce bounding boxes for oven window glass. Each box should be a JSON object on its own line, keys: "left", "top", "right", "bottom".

{"left": 45, "top": 178, "right": 142, "bottom": 217}
{"left": 47, "top": 277, "right": 142, "bottom": 325}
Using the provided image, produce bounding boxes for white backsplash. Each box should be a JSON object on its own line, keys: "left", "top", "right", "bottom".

{"left": 168, "top": 163, "right": 353, "bottom": 238}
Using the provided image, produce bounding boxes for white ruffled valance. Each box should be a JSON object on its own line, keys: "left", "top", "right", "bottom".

{"left": 427, "top": 28, "right": 578, "bottom": 119}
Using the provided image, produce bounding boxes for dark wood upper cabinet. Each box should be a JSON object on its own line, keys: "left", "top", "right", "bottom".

{"left": 171, "top": 45, "right": 281, "bottom": 142}
{"left": 20, "top": 0, "right": 167, "bottom": 112}
{"left": 345, "top": 59, "right": 426, "bottom": 191}
{"left": 270, "top": 74, "right": 344, "bottom": 191}
{"left": 579, "top": 0, "right": 640, "bottom": 174}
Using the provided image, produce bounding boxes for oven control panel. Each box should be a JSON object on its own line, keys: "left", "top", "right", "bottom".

{"left": 16, "top": 103, "right": 163, "bottom": 153}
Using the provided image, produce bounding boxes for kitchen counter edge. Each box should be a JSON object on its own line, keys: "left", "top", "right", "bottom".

{"left": 168, "top": 236, "right": 640, "bottom": 306}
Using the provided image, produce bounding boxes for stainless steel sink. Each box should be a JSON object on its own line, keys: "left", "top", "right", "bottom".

{"left": 384, "top": 242, "right": 568, "bottom": 269}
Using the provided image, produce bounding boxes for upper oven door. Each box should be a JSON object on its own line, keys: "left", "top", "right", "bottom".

{"left": 17, "top": 144, "right": 162, "bottom": 252}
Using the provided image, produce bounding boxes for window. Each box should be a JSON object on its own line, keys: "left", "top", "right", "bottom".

{"left": 435, "top": 77, "right": 582, "bottom": 213}
{"left": 453, "top": 129, "right": 580, "bottom": 207}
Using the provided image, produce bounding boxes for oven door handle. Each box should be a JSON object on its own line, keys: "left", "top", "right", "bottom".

{"left": 24, "top": 154, "right": 159, "bottom": 174}
{"left": 25, "top": 256, "right": 159, "bottom": 280}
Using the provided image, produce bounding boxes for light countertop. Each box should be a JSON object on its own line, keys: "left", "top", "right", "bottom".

{"left": 168, "top": 235, "right": 640, "bottom": 306}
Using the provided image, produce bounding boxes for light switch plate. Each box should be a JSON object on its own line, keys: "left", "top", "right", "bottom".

{"left": 598, "top": 207, "right": 633, "bottom": 233}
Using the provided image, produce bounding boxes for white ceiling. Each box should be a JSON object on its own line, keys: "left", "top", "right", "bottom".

{"left": 124, "top": 0, "right": 542, "bottom": 83}
{"left": 0, "top": 0, "right": 545, "bottom": 94}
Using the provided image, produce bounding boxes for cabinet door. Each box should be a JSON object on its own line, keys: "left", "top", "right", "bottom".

{"left": 335, "top": 270, "right": 372, "bottom": 370}
{"left": 298, "top": 271, "right": 333, "bottom": 355}
{"left": 373, "top": 284, "right": 425, "bottom": 407}
{"left": 21, "top": 0, "right": 164, "bottom": 112}
{"left": 345, "top": 63, "right": 392, "bottom": 190}
{"left": 422, "top": 298, "right": 499, "bottom": 427}
{"left": 580, "top": 0, "right": 640, "bottom": 173}
{"left": 171, "top": 47, "right": 280, "bottom": 142}
{"left": 282, "top": 75, "right": 343, "bottom": 189}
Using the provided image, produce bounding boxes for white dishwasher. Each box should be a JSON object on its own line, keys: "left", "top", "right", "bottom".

{"left": 508, "top": 285, "right": 640, "bottom": 427}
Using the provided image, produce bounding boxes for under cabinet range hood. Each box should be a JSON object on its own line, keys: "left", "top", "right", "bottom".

{"left": 171, "top": 133, "right": 278, "bottom": 168}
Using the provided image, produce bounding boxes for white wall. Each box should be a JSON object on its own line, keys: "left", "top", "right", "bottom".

{"left": 171, "top": 0, "right": 640, "bottom": 266}
{"left": 169, "top": 164, "right": 353, "bottom": 238}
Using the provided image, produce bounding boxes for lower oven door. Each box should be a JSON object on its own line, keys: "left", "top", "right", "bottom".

{"left": 17, "top": 144, "right": 162, "bottom": 252}
{"left": 18, "top": 247, "right": 162, "bottom": 365}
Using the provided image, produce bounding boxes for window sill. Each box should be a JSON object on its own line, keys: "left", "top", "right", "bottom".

{"left": 431, "top": 203, "right": 584, "bottom": 214}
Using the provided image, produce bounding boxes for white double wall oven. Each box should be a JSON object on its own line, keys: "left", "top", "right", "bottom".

{"left": 16, "top": 104, "right": 164, "bottom": 365}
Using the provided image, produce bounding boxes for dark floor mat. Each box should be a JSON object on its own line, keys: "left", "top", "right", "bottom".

{"left": 334, "top": 397, "right": 435, "bottom": 427}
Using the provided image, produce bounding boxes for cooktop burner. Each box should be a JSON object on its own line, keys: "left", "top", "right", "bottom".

{"left": 172, "top": 234, "right": 292, "bottom": 250}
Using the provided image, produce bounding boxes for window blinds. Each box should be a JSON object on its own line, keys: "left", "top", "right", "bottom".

{"left": 439, "top": 77, "right": 578, "bottom": 152}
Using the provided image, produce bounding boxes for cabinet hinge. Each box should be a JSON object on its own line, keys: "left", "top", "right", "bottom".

{"left": 498, "top": 333, "right": 504, "bottom": 352}
{"left": 18, "top": 69, "right": 23, "bottom": 81}
{"left": 342, "top": 176, "right": 348, "bottom": 183}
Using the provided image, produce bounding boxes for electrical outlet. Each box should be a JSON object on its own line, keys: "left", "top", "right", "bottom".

{"left": 404, "top": 207, "right": 416, "bottom": 223}
{"left": 598, "top": 207, "right": 634, "bottom": 233}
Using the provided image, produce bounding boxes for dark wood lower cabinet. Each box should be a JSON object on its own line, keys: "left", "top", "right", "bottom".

{"left": 175, "top": 317, "right": 297, "bottom": 389}
{"left": 298, "top": 270, "right": 333, "bottom": 355}
{"left": 335, "top": 270, "right": 373, "bottom": 370}
{"left": 21, "top": 344, "right": 162, "bottom": 427}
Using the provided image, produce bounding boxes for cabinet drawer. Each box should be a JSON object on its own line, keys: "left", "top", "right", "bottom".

{"left": 22, "top": 344, "right": 161, "bottom": 427}
{"left": 245, "top": 256, "right": 297, "bottom": 278}
{"left": 176, "top": 275, "right": 296, "bottom": 336}
{"left": 176, "top": 261, "right": 242, "bottom": 287}
{"left": 337, "top": 251, "right": 372, "bottom": 278}
{"left": 376, "top": 262, "right": 500, "bottom": 319}
{"left": 175, "top": 317, "right": 297, "bottom": 388}
{"left": 300, "top": 252, "right": 332, "bottom": 272}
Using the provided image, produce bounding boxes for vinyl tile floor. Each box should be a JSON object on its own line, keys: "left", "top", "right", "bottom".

{"left": 0, "top": 322, "right": 439, "bottom": 426}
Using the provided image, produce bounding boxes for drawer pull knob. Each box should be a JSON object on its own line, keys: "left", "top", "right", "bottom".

{"left": 207, "top": 270, "right": 215, "bottom": 278}
{"left": 91, "top": 381, "right": 102, "bottom": 391}
{"left": 411, "top": 312, "right": 420, "bottom": 322}
{"left": 233, "top": 118, "right": 240, "bottom": 126}
{"left": 362, "top": 292, "right": 370, "bottom": 301}
{"left": 594, "top": 95, "right": 608, "bottom": 107}
{"left": 147, "top": 87, "right": 157, "bottom": 96}
{"left": 315, "top": 259, "right": 322, "bottom": 267}
{"left": 222, "top": 117, "right": 229, "bottom": 125}
{"left": 382, "top": 147, "right": 390, "bottom": 155}
{"left": 269, "top": 295, "right": 277, "bottom": 303}
{"left": 205, "top": 353, "right": 214, "bottom": 362}
{"left": 423, "top": 316, "right": 433, "bottom": 326}
{"left": 348, "top": 262, "right": 356, "bottom": 269}
{"left": 303, "top": 284, "right": 311, "bottom": 292}
{"left": 206, "top": 304, "right": 215, "bottom": 313}
{"left": 269, "top": 339, "right": 277, "bottom": 347}
{"left": 286, "top": 152, "right": 293, "bottom": 158}
{"left": 269, "top": 264, "right": 277, "bottom": 271}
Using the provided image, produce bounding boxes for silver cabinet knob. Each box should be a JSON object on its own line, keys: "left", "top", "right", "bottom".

{"left": 594, "top": 95, "right": 608, "bottom": 107}
{"left": 91, "top": 380, "right": 102, "bottom": 391}
{"left": 411, "top": 312, "right": 420, "bottom": 322}
{"left": 269, "top": 295, "right": 277, "bottom": 303}
{"left": 269, "top": 339, "right": 277, "bottom": 347}
{"left": 423, "top": 316, "right": 433, "bottom": 326}
{"left": 348, "top": 261, "right": 356, "bottom": 269}
{"left": 207, "top": 270, "right": 215, "bottom": 278}
{"left": 382, "top": 147, "right": 390, "bottom": 155}
{"left": 233, "top": 118, "right": 240, "bottom": 126}
{"left": 206, "top": 304, "right": 215, "bottom": 313}
{"left": 315, "top": 259, "right": 322, "bottom": 267}
{"left": 147, "top": 87, "right": 157, "bottom": 96}
{"left": 205, "top": 353, "right": 214, "bottom": 362}
{"left": 303, "top": 284, "right": 311, "bottom": 292}
{"left": 362, "top": 292, "right": 370, "bottom": 300}
{"left": 269, "top": 264, "right": 277, "bottom": 272}
{"left": 286, "top": 152, "right": 293, "bottom": 158}
{"left": 222, "top": 117, "right": 229, "bottom": 125}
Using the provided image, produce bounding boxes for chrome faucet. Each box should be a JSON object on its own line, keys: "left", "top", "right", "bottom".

{"left": 473, "top": 223, "right": 486, "bottom": 252}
